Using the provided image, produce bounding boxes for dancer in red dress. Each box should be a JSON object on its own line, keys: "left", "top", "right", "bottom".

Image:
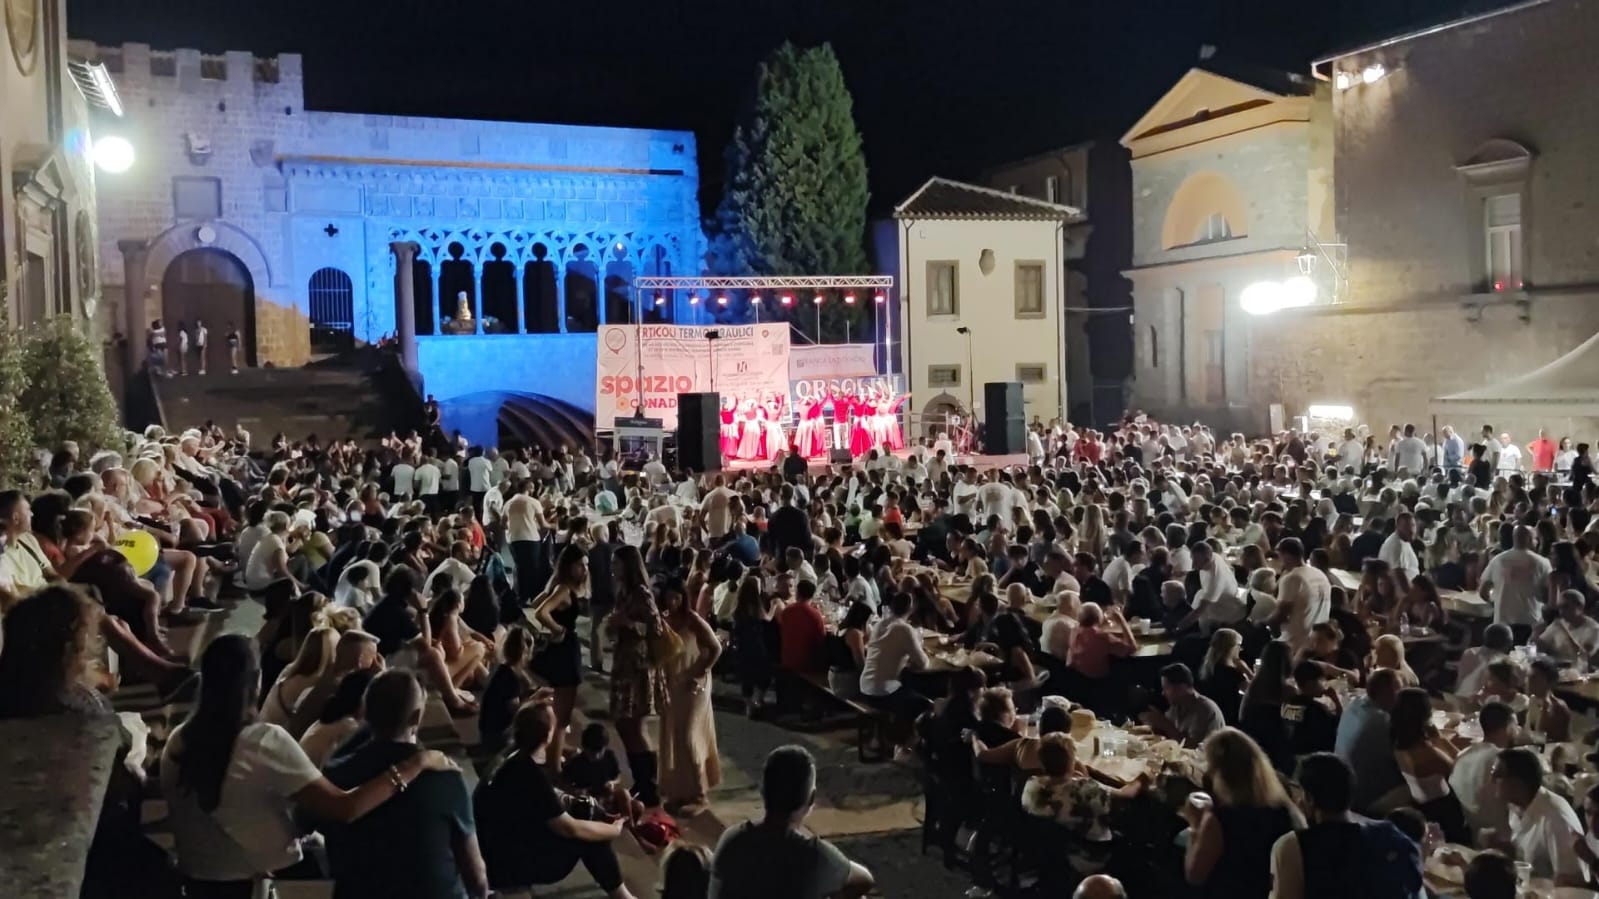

{"left": 718, "top": 396, "right": 741, "bottom": 460}
{"left": 762, "top": 393, "right": 788, "bottom": 462}
{"left": 886, "top": 393, "right": 908, "bottom": 451}
{"left": 848, "top": 391, "right": 873, "bottom": 457}
{"left": 794, "top": 396, "right": 827, "bottom": 458}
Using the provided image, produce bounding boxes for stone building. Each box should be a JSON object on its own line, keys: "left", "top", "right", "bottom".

{"left": 880, "top": 177, "right": 1078, "bottom": 430}
{"left": 1121, "top": 61, "right": 1333, "bottom": 433}
{"left": 981, "top": 140, "right": 1133, "bottom": 427}
{"left": 1247, "top": 0, "right": 1599, "bottom": 441}
{"left": 76, "top": 40, "right": 703, "bottom": 427}
{"left": 2, "top": 0, "right": 101, "bottom": 328}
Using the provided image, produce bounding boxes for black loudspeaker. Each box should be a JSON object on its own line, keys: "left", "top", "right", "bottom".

{"left": 676, "top": 392, "right": 721, "bottom": 472}
{"left": 983, "top": 382, "right": 1025, "bottom": 456}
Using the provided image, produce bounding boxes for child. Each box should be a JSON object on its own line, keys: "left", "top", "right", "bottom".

{"left": 563, "top": 722, "right": 644, "bottom": 823}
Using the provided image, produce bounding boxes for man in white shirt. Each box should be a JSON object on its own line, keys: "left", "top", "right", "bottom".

{"left": 438, "top": 455, "right": 460, "bottom": 510}
{"left": 422, "top": 541, "right": 477, "bottom": 597}
{"left": 1101, "top": 540, "right": 1143, "bottom": 606}
{"left": 640, "top": 453, "right": 669, "bottom": 490}
{"left": 701, "top": 475, "right": 736, "bottom": 541}
{"left": 927, "top": 449, "right": 949, "bottom": 482}
{"left": 414, "top": 454, "right": 442, "bottom": 514}
{"left": 976, "top": 474, "right": 1015, "bottom": 521}
{"left": 1393, "top": 423, "right": 1428, "bottom": 475}
{"left": 1535, "top": 589, "right": 1599, "bottom": 664}
{"left": 391, "top": 455, "right": 416, "bottom": 501}
{"left": 1377, "top": 512, "right": 1420, "bottom": 586}
{"left": 858, "top": 593, "right": 931, "bottom": 715}
{"left": 1183, "top": 542, "right": 1246, "bottom": 630}
{"left": 1271, "top": 538, "right": 1331, "bottom": 654}
{"left": 466, "top": 451, "right": 492, "bottom": 511}
{"left": 1479, "top": 525, "right": 1552, "bottom": 635}
{"left": 1450, "top": 701, "right": 1516, "bottom": 839}
{"left": 503, "top": 483, "right": 546, "bottom": 602}
{"left": 1496, "top": 747, "right": 1590, "bottom": 884}
{"left": 1495, "top": 432, "right": 1523, "bottom": 475}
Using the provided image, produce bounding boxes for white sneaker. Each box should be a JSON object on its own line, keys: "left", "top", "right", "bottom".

{"left": 963, "top": 887, "right": 993, "bottom": 898}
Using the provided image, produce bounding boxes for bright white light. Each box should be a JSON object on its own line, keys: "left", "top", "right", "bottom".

{"left": 1281, "top": 275, "right": 1317, "bottom": 308}
{"left": 1308, "top": 404, "right": 1356, "bottom": 421}
{"left": 1361, "top": 63, "right": 1386, "bottom": 85}
{"left": 92, "top": 136, "right": 135, "bottom": 173}
{"left": 1334, "top": 71, "right": 1353, "bottom": 91}
{"left": 89, "top": 62, "right": 123, "bottom": 117}
{"left": 1240, "top": 281, "right": 1282, "bottom": 316}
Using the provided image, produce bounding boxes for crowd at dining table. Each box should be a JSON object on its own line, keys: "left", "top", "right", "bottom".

{"left": 14, "top": 410, "right": 1599, "bottom": 898}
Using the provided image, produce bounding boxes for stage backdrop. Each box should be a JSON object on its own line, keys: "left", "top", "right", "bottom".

{"left": 596, "top": 324, "right": 791, "bottom": 429}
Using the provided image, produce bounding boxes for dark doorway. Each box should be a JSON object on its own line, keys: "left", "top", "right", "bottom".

{"left": 162, "top": 248, "right": 256, "bottom": 372}
{"left": 307, "top": 267, "right": 355, "bottom": 353}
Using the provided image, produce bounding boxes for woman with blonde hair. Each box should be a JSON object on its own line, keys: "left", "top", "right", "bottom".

{"left": 1077, "top": 504, "right": 1108, "bottom": 560}
{"left": 1184, "top": 727, "right": 1303, "bottom": 897}
{"left": 1371, "top": 633, "right": 1420, "bottom": 687}
{"left": 1197, "top": 628, "right": 1251, "bottom": 726}
{"left": 259, "top": 625, "right": 338, "bottom": 727}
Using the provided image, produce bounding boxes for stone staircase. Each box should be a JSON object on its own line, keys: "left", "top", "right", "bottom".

{"left": 151, "top": 359, "right": 407, "bottom": 441}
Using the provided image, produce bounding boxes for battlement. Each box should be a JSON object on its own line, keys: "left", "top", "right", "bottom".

{"left": 67, "top": 41, "right": 303, "bottom": 87}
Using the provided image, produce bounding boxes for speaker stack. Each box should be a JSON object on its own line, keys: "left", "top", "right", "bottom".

{"left": 983, "top": 382, "right": 1026, "bottom": 456}
{"left": 675, "top": 392, "right": 722, "bottom": 472}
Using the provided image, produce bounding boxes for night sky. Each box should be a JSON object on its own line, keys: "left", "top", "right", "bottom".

{"left": 68, "top": 0, "right": 1479, "bottom": 215}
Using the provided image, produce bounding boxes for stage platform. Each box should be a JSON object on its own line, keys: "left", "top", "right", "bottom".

{"left": 721, "top": 449, "right": 1028, "bottom": 475}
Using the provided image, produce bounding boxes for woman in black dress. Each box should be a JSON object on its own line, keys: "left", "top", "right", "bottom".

{"left": 531, "top": 543, "right": 590, "bottom": 772}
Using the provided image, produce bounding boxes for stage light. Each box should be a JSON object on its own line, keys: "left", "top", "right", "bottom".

{"left": 812, "top": 294, "right": 824, "bottom": 305}
{"left": 653, "top": 293, "right": 665, "bottom": 306}
{"left": 716, "top": 294, "right": 728, "bottom": 306}
{"left": 1334, "top": 71, "right": 1353, "bottom": 91}
{"left": 614, "top": 242, "right": 625, "bottom": 252}
{"left": 873, "top": 292, "right": 886, "bottom": 304}
{"left": 689, "top": 294, "right": 700, "bottom": 305}
{"left": 844, "top": 293, "right": 857, "bottom": 305}
{"left": 1361, "top": 63, "right": 1386, "bottom": 85}
{"left": 92, "top": 135, "right": 135, "bottom": 173}
{"left": 780, "top": 294, "right": 793, "bottom": 306}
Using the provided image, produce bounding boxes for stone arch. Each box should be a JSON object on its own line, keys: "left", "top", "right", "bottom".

{"left": 921, "top": 391, "right": 965, "bottom": 440}
{"left": 1161, "top": 171, "right": 1249, "bottom": 250}
{"left": 143, "top": 220, "right": 274, "bottom": 295}
{"left": 1459, "top": 138, "right": 1534, "bottom": 170}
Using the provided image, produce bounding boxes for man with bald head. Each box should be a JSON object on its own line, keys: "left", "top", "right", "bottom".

{"left": 1478, "top": 523, "right": 1551, "bottom": 642}
{"left": 1073, "top": 874, "right": 1125, "bottom": 899}
{"left": 1334, "top": 667, "right": 1406, "bottom": 814}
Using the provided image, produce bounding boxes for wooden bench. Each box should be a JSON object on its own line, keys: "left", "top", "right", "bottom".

{"left": 793, "top": 671, "right": 891, "bottom": 763}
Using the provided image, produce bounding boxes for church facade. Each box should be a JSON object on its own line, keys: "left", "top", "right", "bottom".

{"left": 78, "top": 40, "right": 704, "bottom": 427}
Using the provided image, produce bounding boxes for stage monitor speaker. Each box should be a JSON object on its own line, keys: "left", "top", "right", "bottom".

{"left": 830, "top": 448, "right": 853, "bottom": 465}
{"left": 983, "top": 381, "right": 1026, "bottom": 456}
{"left": 676, "top": 392, "right": 722, "bottom": 471}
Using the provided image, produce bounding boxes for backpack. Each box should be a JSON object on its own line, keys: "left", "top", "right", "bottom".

{"left": 1296, "top": 819, "right": 1422, "bottom": 899}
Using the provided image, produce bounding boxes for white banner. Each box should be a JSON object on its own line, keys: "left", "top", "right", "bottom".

{"left": 595, "top": 324, "right": 791, "bottom": 429}
{"left": 788, "top": 344, "right": 878, "bottom": 380}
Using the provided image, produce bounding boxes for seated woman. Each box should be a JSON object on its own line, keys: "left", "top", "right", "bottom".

{"left": 1370, "top": 634, "right": 1421, "bottom": 688}
{"left": 825, "top": 600, "right": 873, "bottom": 699}
{"left": 1297, "top": 621, "right": 1362, "bottom": 684}
{"left": 1390, "top": 687, "right": 1470, "bottom": 844}
{"left": 1475, "top": 659, "right": 1529, "bottom": 712}
{"left": 1183, "top": 727, "right": 1304, "bottom": 898}
{"left": 1238, "top": 641, "right": 1295, "bottom": 772}
{"left": 1391, "top": 574, "right": 1446, "bottom": 633}
{"left": 259, "top": 625, "right": 337, "bottom": 728}
{"left": 1197, "top": 628, "right": 1251, "bottom": 727}
{"left": 983, "top": 612, "right": 1048, "bottom": 700}
{"left": 973, "top": 702, "right": 1073, "bottom": 773}
{"left": 1021, "top": 733, "right": 1147, "bottom": 879}
{"left": 1456, "top": 622, "right": 1514, "bottom": 697}
{"left": 473, "top": 701, "right": 638, "bottom": 899}
{"left": 478, "top": 627, "right": 537, "bottom": 754}
{"left": 299, "top": 668, "right": 377, "bottom": 769}
{"left": 427, "top": 588, "right": 492, "bottom": 689}
{"left": 1067, "top": 602, "right": 1137, "bottom": 682}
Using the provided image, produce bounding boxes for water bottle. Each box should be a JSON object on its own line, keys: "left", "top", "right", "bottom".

{"left": 1399, "top": 612, "right": 1410, "bottom": 636}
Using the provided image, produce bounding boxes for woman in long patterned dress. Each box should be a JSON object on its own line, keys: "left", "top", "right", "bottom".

{"left": 718, "top": 396, "right": 741, "bottom": 461}
{"left": 736, "top": 398, "right": 763, "bottom": 460}
{"left": 762, "top": 393, "right": 788, "bottom": 462}
{"left": 795, "top": 397, "right": 827, "bottom": 458}
{"left": 606, "top": 544, "right": 670, "bottom": 808}
{"left": 657, "top": 577, "right": 722, "bottom": 814}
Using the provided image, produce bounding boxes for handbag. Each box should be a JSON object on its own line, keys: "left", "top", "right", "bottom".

{"left": 647, "top": 621, "right": 684, "bottom": 666}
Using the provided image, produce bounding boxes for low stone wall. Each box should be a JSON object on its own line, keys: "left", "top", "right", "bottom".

{"left": 0, "top": 715, "right": 122, "bottom": 899}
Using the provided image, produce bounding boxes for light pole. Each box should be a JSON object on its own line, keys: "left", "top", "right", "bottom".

{"left": 706, "top": 329, "right": 721, "bottom": 393}
{"left": 956, "top": 325, "right": 974, "bottom": 413}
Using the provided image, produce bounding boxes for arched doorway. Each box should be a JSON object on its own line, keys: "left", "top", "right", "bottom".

{"left": 307, "top": 267, "right": 355, "bottom": 353}
{"left": 921, "top": 392, "right": 965, "bottom": 440}
{"left": 162, "top": 248, "right": 256, "bottom": 372}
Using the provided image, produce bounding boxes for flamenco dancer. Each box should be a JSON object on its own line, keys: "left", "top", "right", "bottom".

{"left": 718, "top": 395, "right": 741, "bottom": 461}
{"left": 735, "top": 396, "right": 764, "bottom": 461}
{"left": 761, "top": 392, "right": 789, "bottom": 462}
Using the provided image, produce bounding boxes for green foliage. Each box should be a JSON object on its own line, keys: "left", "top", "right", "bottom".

{"left": 0, "top": 295, "right": 35, "bottom": 487}
{"left": 709, "top": 42, "right": 871, "bottom": 341}
{"left": 20, "top": 315, "right": 122, "bottom": 455}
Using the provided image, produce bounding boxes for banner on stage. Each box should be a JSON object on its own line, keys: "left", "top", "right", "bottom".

{"left": 789, "top": 374, "right": 903, "bottom": 404}
{"left": 788, "top": 344, "right": 877, "bottom": 380}
{"left": 595, "top": 324, "right": 791, "bottom": 429}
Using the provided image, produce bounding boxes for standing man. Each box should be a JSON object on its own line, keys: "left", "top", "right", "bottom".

{"left": 415, "top": 453, "right": 442, "bottom": 516}
{"left": 175, "top": 321, "right": 190, "bottom": 376}
{"left": 466, "top": 448, "right": 492, "bottom": 516}
{"left": 1496, "top": 432, "right": 1523, "bottom": 475}
{"left": 1527, "top": 429, "right": 1557, "bottom": 474}
{"left": 147, "top": 319, "right": 167, "bottom": 376}
{"left": 1378, "top": 512, "right": 1420, "bottom": 587}
{"left": 1440, "top": 425, "right": 1466, "bottom": 472}
{"left": 225, "top": 320, "right": 241, "bottom": 374}
{"left": 1393, "top": 424, "right": 1428, "bottom": 475}
{"left": 504, "top": 481, "right": 546, "bottom": 605}
{"left": 1272, "top": 537, "right": 1331, "bottom": 655}
{"left": 193, "top": 319, "right": 208, "bottom": 375}
{"left": 1478, "top": 525, "right": 1552, "bottom": 642}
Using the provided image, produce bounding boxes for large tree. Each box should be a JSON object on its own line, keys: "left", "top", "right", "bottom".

{"left": 21, "top": 315, "right": 122, "bottom": 454}
{"left": 709, "top": 42, "right": 870, "bottom": 340}
{"left": 0, "top": 297, "right": 34, "bottom": 487}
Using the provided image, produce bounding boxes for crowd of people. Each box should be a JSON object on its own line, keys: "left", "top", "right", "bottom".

{"left": 7, "top": 408, "right": 1599, "bottom": 898}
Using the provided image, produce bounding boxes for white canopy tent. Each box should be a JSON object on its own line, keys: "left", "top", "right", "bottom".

{"left": 1429, "top": 329, "right": 1599, "bottom": 418}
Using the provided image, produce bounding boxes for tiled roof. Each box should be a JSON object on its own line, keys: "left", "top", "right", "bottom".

{"left": 893, "top": 177, "right": 1080, "bottom": 221}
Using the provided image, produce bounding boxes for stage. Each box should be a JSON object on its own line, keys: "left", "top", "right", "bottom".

{"left": 720, "top": 448, "right": 1028, "bottom": 474}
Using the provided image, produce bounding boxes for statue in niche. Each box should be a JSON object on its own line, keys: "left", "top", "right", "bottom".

{"left": 524, "top": 242, "right": 558, "bottom": 333}
{"left": 444, "top": 291, "right": 476, "bottom": 334}
{"left": 564, "top": 244, "right": 598, "bottom": 333}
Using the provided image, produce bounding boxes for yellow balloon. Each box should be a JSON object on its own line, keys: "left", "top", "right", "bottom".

{"left": 113, "top": 530, "right": 160, "bottom": 577}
